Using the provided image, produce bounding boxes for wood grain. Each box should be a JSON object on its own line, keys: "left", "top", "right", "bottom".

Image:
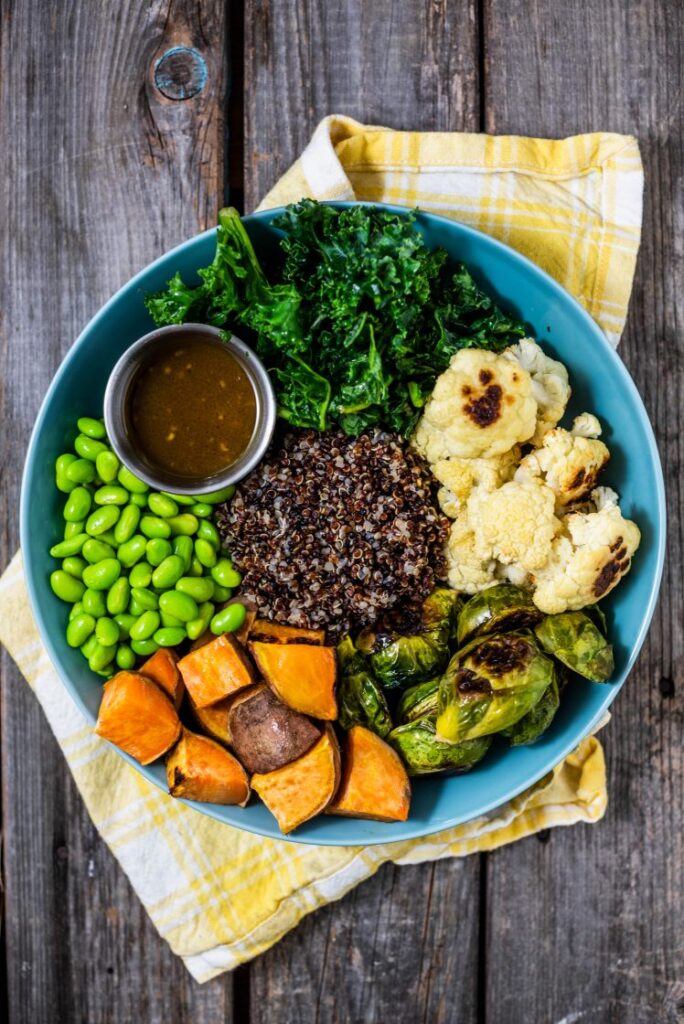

{"left": 482, "top": 2, "right": 684, "bottom": 1022}
{"left": 0, "top": 1, "right": 231, "bottom": 1020}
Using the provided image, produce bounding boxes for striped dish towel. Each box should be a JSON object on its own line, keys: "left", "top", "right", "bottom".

{"left": 0, "top": 116, "right": 642, "bottom": 982}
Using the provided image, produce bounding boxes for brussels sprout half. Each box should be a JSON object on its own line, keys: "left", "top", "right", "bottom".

{"left": 534, "top": 611, "right": 614, "bottom": 683}
{"left": 502, "top": 674, "right": 560, "bottom": 746}
{"left": 367, "top": 588, "right": 460, "bottom": 689}
{"left": 396, "top": 677, "right": 441, "bottom": 723}
{"left": 337, "top": 635, "right": 393, "bottom": 737}
{"left": 436, "top": 631, "right": 555, "bottom": 743}
{"left": 388, "top": 717, "right": 492, "bottom": 775}
{"left": 456, "top": 584, "right": 543, "bottom": 646}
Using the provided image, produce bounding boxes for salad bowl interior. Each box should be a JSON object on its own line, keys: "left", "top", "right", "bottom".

{"left": 21, "top": 203, "right": 665, "bottom": 845}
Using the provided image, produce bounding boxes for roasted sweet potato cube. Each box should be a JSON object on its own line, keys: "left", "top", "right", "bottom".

{"left": 250, "top": 641, "right": 337, "bottom": 719}
{"left": 166, "top": 727, "right": 250, "bottom": 805}
{"left": 228, "top": 683, "right": 322, "bottom": 773}
{"left": 186, "top": 690, "right": 238, "bottom": 747}
{"left": 251, "top": 724, "right": 341, "bottom": 834}
{"left": 95, "top": 671, "right": 181, "bottom": 765}
{"left": 249, "top": 619, "right": 325, "bottom": 645}
{"left": 328, "top": 725, "right": 411, "bottom": 822}
{"left": 140, "top": 648, "right": 184, "bottom": 708}
{"left": 178, "top": 633, "right": 256, "bottom": 707}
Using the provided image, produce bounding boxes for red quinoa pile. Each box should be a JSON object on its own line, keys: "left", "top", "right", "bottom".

{"left": 215, "top": 429, "right": 449, "bottom": 638}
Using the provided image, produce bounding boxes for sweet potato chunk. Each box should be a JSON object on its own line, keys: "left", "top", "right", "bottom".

{"left": 250, "top": 641, "right": 337, "bottom": 720}
{"left": 95, "top": 671, "right": 181, "bottom": 765}
{"left": 250, "top": 619, "right": 325, "bottom": 645}
{"left": 140, "top": 648, "right": 184, "bottom": 708}
{"left": 228, "top": 683, "right": 322, "bottom": 773}
{"left": 187, "top": 691, "right": 235, "bottom": 746}
{"left": 328, "top": 726, "right": 411, "bottom": 822}
{"left": 166, "top": 727, "right": 250, "bottom": 805}
{"left": 178, "top": 633, "right": 256, "bottom": 708}
{"left": 251, "top": 724, "right": 341, "bottom": 834}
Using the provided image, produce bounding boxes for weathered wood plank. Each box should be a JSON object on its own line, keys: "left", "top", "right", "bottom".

{"left": 482, "top": 2, "right": 684, "bottom": 1022}
{"left": 0, "top": 1, "right": 232, "bottom": 1020}
{"left": 244, "top": 3, "right": 483, "bottom": 1021}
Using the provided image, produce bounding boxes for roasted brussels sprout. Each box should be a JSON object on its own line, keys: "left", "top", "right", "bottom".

{"left": 337, "top": 635, "right": 393, "bottom": 737}
{"left": 397, "top": 677, "right": 441, "bottom": 723}
{"left": 534, "top": 611, "right": 614, "bottom": 682}
{"left": 456, "top": 584, "right": 543, "bottom": 645}
{"left": 436, "top": 632, "right": 555, "bottom": 743}
{"left": 388, "top": 717, "right": 492, "bottom": 775}
{"left": 502, "top": 674, "right": 560, "bottom": 746}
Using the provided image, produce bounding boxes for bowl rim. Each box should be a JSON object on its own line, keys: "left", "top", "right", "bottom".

{"left": 20, "top": 201, "right": 666, "bottom": 846}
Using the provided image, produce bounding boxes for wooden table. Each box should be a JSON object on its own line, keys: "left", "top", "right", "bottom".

{"left": 1, "top": 2, "right": 682, "bottom": 1021}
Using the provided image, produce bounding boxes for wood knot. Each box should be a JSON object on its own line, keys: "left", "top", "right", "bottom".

{"left": 154, "top": 46, "right": 207, "bottom": 101}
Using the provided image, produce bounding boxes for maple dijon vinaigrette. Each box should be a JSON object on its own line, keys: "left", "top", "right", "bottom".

{"left": 130, "top": 335, "right": 257, "bottom": 479}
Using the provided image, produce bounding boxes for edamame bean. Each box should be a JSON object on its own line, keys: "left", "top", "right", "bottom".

{"left": 96, "top": 450, "right": 120, "bottom": 483}
{"left": 140, "top": 515, "right": 171, "bottom": 539}
{"left": 64, "top": 520, "right": 86, "bottom": 539}
{"left": 129, "top": 597, "right": 145, "bottom": 616}
{"left": 167, "top": 513, "right": 198, "bottom": 536}
{"left": 130, "top": 610, "right": 160, "bottom": 641}
{"left": 66, "top": 613, "right": 96, "bottom": 648}
{"left": 147, "top": 492, "right": 178, "bottom": 518}
{"left": 62, "top": 556, "right": 87, "bottom": 580}
{"left": 153, "top": 626, "right": 187, "bottom": 647}
{"left": 106, "top": 577, "right": 130, "bottom": 615}
{"left": 186, "top": 601, "right": 215, "bottom": 640}
{"left": 88, "top": 642, "right": 116, "bottom": 672}
{"left": 131, "top": 639, "right": 159, "bottom": 657}
{"left": 129, "top": 562, "right": 153, "bottom": 588}
{"left": 74, "top": 433, "right": 108, "bottom": 461}
{"left": 197, "top": 519, "right": 220, "bottom": 548}
{"left": 210, "top": 602, "right": 246, "bottom": 636}
{"left": 81, "top": 635, "right": 99, "bottom": 659}
{"left": 77, "top": 416, "right": 106, "bottom": 440}
{"left": 146, "top": 538, "right": 172, "bottom": 566}
{"left": 114, "top": 613, "right": 136, "bottom": 639}
{"left": 55, "top": 453, "right": 78, "bottom": 493}
{"left": 69, "top": 601, "right": 84, "bottom": 621}
{"left": 50, "top": 570, "right": 85, "bottom": 603}
{"left": 160, "top": 611, "right": 183, "bottom": 628}
{"left": 151, "top": 555, "right": 185, "bottom": 589}
{"left": 82, "top": 588, "right": 107, "bottom": 618}
{"left": 82, "top": 558, "right": 121, "bottom": 591}
{"left": 188, "top": 557, "right": 204, "bottom": 577}
{"left": 64, "top": 486, "right": 92, "bottom": 522}
{"left": 96, "top": 617, "right": 120, "bottom": 646}
{"left": 175, "top": 576, "right": 214, "bottom": 602}
{"left": 118, "top": 466, "right": 149, "bottom": 494}
{"left": 130, "top": 586, "right": 158, "bottom": 611}
{"left": 50, "top": 534, "right": 87, "bottom": 558}
{"left": 200, "top": 485, "right": 235, "bottom": 504}
{"left": 212, "top": 583, "right": 231, "bottom": 602}
{"left": 191, "top": 502, "right": 212, "bottom": 518}
{"left": 116, "top": 644, "right": 136, "bottom": 670}
{"left": 66, "top": 458, "right": 96, "bottom": 484}
{"left": 162, "top": 491, "right": 195, "bottom": 506}
{"left": 211, "top": 558, "right": 242, "bottom": 589}
{"left": 94, "top": 484, "right": 129, "bottom": 506}
{"left": 114, "top": 504, "right": 140, "bottom": 544}
{"left": 194, "top": 538, "right": 217, "bottom": 568}
{"left": 159, "top": 591, "right": 198, "bottom": 623}
{"left": 82, "top": 538, "right": 116, "bottom": 563}
{"left": 86, "top": 505, "right": 120, "bottom": 536}
{"left": 130, "top": 493, "right": 148, "bottom": 508}
{"left": 118, "top": 534, "right": 147, "bottom": 567}
{"left": 172, "top": 535, "right": 193, "bottom": 571}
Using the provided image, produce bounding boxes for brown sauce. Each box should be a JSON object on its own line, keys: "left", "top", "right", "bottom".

{"left": 130, "top": 336, "right": 257, "bottom": 479}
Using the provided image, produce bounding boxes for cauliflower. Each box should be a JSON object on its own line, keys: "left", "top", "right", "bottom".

{"left": 413, "top": 349, "right": 537, "bottom": 461}
{"left": 532, "top": 489, "right": 641, "bottom": 613}
{"left": 446, "top": 515, "right": 498, "bottom": 593}
{"left": 432, "top": 447, "right": 520, "bottom": 519}
{"left": 507, "top": 338, "right": 571, "bottom": 443}
{"left": 571, "top": 412, "right": 602, "bottom": 438}
{"left": 468, "top": 478, "right": 560, "bottom": 571}
{"left": 516, "top": 414, "right": 610, "bottom": 507}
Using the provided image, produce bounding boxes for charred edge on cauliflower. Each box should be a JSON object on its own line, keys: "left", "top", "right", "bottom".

{"left": 594, "top": 538, "right": 630, "bottom": 597}
{"left": 463, "top": 384, "right": 503, "bottom": 428}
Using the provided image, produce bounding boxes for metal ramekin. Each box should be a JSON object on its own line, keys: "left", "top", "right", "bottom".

{"left": 103, "top": 323, "right": 276, "bottom": 495}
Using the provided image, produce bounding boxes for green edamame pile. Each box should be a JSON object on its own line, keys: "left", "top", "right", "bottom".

{"left": 50, "top": 417, "right": 246, "bottom": 678}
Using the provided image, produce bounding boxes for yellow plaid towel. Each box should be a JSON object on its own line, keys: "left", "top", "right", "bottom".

{"left": 0, "top": 116, "right": 642, "bottom": 982}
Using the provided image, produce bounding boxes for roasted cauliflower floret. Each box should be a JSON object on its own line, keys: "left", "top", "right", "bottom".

{"left": 413, "top": 349, "right": 537, "bottom": 461}
{"left": 432, "top": 447, "right": 520, "bottom": 519}
{"left": 468, "top": 478, "right": 560, "bottom": 572}
{"left": 446, "top": 515, "right": 498, "bottom": 593}
{"left": 508, "top": 338, "right": 571, "bottom": 443}
{"left": 516, "top": 414, "right": 610, "bottom": 507}
{"left": 532, "top": 490, "right": 641, "bottom": 613}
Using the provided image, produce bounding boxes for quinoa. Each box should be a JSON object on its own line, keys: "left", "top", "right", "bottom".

{"left": 215, "top": 429, "right": 449, "bottom": 639}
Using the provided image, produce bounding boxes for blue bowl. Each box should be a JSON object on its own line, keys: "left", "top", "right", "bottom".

{"left": 20, "top": 204, "right": 665, "bottom": 846}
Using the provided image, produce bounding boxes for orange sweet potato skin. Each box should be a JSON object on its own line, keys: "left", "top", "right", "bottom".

{"left": 178, "top": 633, "right": 256, "bottom": 707}
{"left": 166, "top": 727, "right": 250, "bottom": 805}
{"left": 251, "top": 724, "right": 341, "bottom": 834}
{"left": 228, "top": 683, "right": 322, "bottom": 774}
{"left": 250, "top": 641, "right": 338, "bottom": 720}
{"left": 328, "top": 726, "right": 411, "bottom": 822}
{"left": 95, "top": 671, "right": 181, "bottom": 765}
{"left": 249, "top": 619, "right": 325, "bottom": 645}
{"left": 140, "top": 648, "right": 184, "bottom": 708}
